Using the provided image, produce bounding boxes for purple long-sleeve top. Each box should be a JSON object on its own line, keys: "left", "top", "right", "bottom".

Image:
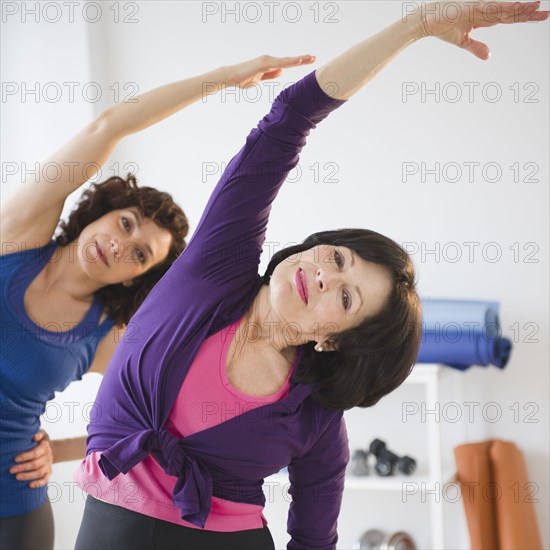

{"left": 86, "top": 70, "right": 350, "bottom": 549}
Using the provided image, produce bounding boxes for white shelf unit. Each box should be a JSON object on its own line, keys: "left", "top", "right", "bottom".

{"left": 263, "top": 364, "right": 470, "bottom": 549}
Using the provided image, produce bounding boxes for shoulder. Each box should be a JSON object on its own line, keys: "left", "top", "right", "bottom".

{"left": 1, "top": 240, "right": 56, "bottom": 260}
{"left": 88, "top": 323, "right": 126, "bottom": 375}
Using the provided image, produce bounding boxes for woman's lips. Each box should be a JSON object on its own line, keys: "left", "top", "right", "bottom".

{"left": 295, "top": 267, "right": 308, "bottom": 304}
{"left": 96, "top": 242, "right": 109, "bottom": 266}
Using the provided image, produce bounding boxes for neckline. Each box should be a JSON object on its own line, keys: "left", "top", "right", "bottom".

{"left": 17, "top": 241, "right": 106, "bottom": 336}
{"left": 181, "top": 380, "right": 318, "bottom": 444}
{"left": 220, "top": 318, "right": 297, "bottom": 402}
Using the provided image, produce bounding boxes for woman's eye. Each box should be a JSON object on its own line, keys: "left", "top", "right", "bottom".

{"left": 342, "top": 291, "right": 350, "bottom": 310}
{"left": 122, "top": 218, "right": 145, "bottom": 264}
{"left": 334, "top": 250, "right": 343, "bottom": 267}
{"left": 129, "top": 246, "right": 145, "bottom": 264}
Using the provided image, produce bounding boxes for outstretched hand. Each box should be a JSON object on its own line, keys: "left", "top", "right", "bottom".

{"left": 416, "top": 0, "right": 549, "bottom": 59}
{"left": 224, "top": 55, "right": 316, "bottom": 88}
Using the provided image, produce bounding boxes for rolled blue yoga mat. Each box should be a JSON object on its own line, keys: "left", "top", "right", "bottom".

{"left": 417, "top": 299, "right": 512, "bottom": 370}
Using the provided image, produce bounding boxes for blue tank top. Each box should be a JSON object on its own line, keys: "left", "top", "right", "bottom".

{"left": 0, "top": 240, "right": 115, "bottom": 516}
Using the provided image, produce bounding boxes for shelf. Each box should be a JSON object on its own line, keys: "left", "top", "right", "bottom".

{"left": 343, "top": 472, "right": 430, "bottom": 490}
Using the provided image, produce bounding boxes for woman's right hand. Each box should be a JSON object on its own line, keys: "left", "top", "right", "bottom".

{"left": 10, "top": 430, "right": 54, "bottom": 489}
{"left": 415, "top": 1, "right": 548, "bottom": 59}
{"left": 223, "top": 55, "right": 316, "bottom": 88}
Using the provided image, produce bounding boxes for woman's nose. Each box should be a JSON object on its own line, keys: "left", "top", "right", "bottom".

{"left": 110, "top": 239, "right": 120, "bottom": 256}
{"left": 316, "top": 269, "right": 332, "bottom": 292}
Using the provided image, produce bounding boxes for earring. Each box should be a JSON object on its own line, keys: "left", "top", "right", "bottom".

{"left": 315, "top": 343, "right": 324, "bottom": 352}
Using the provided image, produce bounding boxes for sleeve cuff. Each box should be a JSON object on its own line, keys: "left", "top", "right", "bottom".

{"left": 277, "top": 70, "right": 347, "bottom": 125}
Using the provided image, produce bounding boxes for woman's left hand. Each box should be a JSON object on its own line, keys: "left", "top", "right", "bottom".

{"left": 9, "top": 430, "right": 54, "bottom": 489}
{"left": 415, "top": 1, "right": 549, "bottom": 60}
{"left": 224, "top": 54, "right": 316, "bottom": 88}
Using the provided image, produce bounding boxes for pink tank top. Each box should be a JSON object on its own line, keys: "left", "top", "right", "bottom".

{"left": 74, "top": 319, "right": 296, "bottom": 531}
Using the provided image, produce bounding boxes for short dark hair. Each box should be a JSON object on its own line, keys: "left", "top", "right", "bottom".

{"left": 264, "top": 228, "right": 422, "bottom": 411}
{"left": 56, "top": 174, "right": 189, "bottom": 326}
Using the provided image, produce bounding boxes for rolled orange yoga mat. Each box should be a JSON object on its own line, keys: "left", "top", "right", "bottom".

{"left": 454, "top": 440, "right": 542, "bottom": 549}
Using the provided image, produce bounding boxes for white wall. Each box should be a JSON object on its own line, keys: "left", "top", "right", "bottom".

{"left": 2, "top": 1, "right": 548, "bottom": 548}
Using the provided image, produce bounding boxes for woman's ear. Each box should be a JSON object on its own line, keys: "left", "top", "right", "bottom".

{"left": 314, "top": 340, "right": 336, "bottom": 352}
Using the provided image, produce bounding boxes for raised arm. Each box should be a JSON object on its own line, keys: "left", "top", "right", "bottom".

{"left": 315, "top": 0, "right": 548, "bottom": 101}
{"left": 0, "top": 56, "right": 314, "bottom": 250}
{"left": 100, "top": 56, "right": 316, "bottom": 138}
{"left": 172, "top": 70, "right": 348, "bottom": 289}
{"left": 282, "top": 2, "right": 547, "bottom": 546}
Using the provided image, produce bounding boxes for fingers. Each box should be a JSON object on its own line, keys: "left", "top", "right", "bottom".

{"left": 260, "top": 68, "right": 283, "bottom": 81}
{"left": 519, "top": 2, "right": 550, "bottom": 21}
{"left": 252, "top": 54, "right": 315, "bottom": 82}
{"left": 261, "top": 54, "right": 316, "bottom": 69}
{"left": 285, "top": 54, "right": 316, "bottom": 66}
{"left": 33, "top": 430, "right": 46, "bottom": 442}
{"left": 462, "top": 35, "right": 491, "bottom": 59}
{"left": 12, "top": 463, "right": 52, "bottom": 485}
{"left": 28, "top": 473, "right": 50, "bottom": 489}
{"left": 10, "top": 454, "right": 52, "bottom": 483}
{"left": 11, "top": 440, "right": 53, "bottom": 483}
{"left": 501, "top": 1, "right": 549, "bottom": 22}
{"left": 480, "top": 1, "right": 548, "bottom": 24}
{"left": 275, "top": 55, "right": 316, "bottom": 66}
{"left": 13, "top": 439, "right": 49, "bottom": 465}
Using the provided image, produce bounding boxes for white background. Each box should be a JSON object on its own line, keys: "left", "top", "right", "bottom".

{"left": 1, "top": 1, "right": 548, "bottom": 548}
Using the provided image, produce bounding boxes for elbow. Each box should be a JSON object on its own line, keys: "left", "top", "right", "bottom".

{"left": 92, "top": 108, "right": 122, "bottom": 142}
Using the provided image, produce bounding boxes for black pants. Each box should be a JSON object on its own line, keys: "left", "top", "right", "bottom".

{"left": 0, "top": 500, "right": 54, "bottom": 550}
{"left": 75, "top": 495, "right": 276, "bottom": 550}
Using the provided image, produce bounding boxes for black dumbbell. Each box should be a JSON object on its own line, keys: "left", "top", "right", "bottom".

{"left": 369, "top": 438, "right": 417, "bottom": 477}
{"left": 398, "top": 455, "right": 417, "bottom": 475}
{"left": 350, "top": 449, "right": 369, "bottom": 476}
{"left": 369, "top": 439, "right": 398, "bottom": 476}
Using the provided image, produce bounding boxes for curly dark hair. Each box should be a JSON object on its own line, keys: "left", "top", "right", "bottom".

{"left": 55, "top": 174, "right": 189, "bottom": 326}
{"left": 264, "top": 228, "right": 422, "bottom": 412}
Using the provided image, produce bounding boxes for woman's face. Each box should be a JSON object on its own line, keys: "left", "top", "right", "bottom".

{"left": 75, "top": 207, "right": 173, "bottom": 286}
{"left": 268, "top": 244, "right": 393, "bottom": 347}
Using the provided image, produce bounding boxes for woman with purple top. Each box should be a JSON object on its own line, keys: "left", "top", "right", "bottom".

{"left": 0, "top": 55, "right": 313, "bottom": 550}
{"left": 73, "top": 2, "right": 548, "bottom": 549}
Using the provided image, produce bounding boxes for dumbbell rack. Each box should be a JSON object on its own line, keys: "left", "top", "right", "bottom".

{"left": 263, "top": 364, "right": 470, "bottom": 549}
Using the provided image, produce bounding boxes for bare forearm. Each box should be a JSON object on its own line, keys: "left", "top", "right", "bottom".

{"left": 316, "top": 15, "right": 428, "bottom": 100}
{"left": 101, "top": 66, "right": 230, "bottom": 138}
{"left": 52, "top": 436, "right": 87, "bottom": 463}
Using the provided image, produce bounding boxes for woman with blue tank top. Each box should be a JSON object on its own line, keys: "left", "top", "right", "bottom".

{"left": 0, "top": 55, "right": 313, "bottom": 550}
